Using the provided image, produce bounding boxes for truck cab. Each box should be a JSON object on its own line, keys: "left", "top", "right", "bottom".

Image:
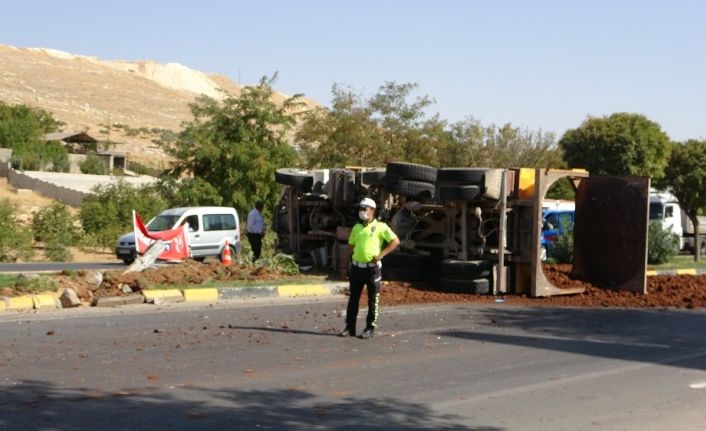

{"left": 649, "top": 191, "right": 685, "bottom": 250}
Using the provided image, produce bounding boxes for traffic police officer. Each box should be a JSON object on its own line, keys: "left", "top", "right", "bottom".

{"left": 340, "top": 197, "right": 400, "bottom": 339}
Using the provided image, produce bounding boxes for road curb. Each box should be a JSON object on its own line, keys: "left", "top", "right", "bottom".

{"left": 4, "top": 295, "right": 34, "bottom": 311}
{"left": 142, "top": 289, "right": 183, "bottom": 304}
{"left": 182, "top": 288, "right": 218, "bottom": 302}
{"left": 646, "top": 268, "right": 706, "bottom": 276}
{"left": 0, "top": 282, "right": 349, "bottom": 312}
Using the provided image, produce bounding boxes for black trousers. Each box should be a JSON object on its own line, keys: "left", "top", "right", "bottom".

{"left": 247, "top": 233, "right": 264, "bottom": 261}
{"left": 346, "top": 265, "right": 382, "bottom": 331}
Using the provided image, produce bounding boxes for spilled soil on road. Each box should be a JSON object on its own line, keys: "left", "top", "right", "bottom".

{"left": 20, "top": 261, "right": 706, "bottom": 309}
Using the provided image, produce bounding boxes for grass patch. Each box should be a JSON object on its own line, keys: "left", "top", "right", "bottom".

{"left": 150, "top": 274, "right": 332, "bottom": 290}
{"left": 0, "top": 274, "right": 17, "bottom": 289}
{"left": 647, "top": 254, "right": 706, "bottom": 270}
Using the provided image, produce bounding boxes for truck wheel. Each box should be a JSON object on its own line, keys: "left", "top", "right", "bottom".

{"left": 361, "top": 169, "right": 386, "bottom": 185}
{"left": 440, "top": 277, "right": 490, "bottom": 293}
{"left": 436, "top": 185, "right": 481, "bottom": 202}
{"left": 385, "top": 162, "right": 437, "bottom": 183}
{"left": 383, "top": 179, "right": 435, "bottom": 199}
{"left": 436, "top": 168, "right": 486, "bottom": 185}
{"left": 440, "top": 259, "right": 492, "bottom": 278}
{"left": 275, "top": 168, "right": 314, "bottom": 192}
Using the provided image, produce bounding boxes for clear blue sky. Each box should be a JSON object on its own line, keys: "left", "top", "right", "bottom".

{"left": 2, "top": 0, "right": 705, "bottom": 141}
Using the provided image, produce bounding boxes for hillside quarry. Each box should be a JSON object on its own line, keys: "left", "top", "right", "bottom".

{"left": 0, "top": 44, "right": 317, "bottom": 165}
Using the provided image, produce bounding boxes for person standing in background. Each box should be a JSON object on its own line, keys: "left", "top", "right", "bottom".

{"left": 247, "top": 200, "right": 265, "bottom": 262}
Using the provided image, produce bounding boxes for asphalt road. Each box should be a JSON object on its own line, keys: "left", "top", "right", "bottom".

{"left": 0, "top": 262, "right": 124, "bottom": 274}
{"left": 2, "top": 297, "right": 706, "bottom": 430}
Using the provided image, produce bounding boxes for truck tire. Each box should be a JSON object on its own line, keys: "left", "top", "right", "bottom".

{"left": 440, "top": 259, "right": 492, "bottom": 279}
{"left": 382, "top": 267, "right": 424, "bottom": 282}
{"left": 275, "top": 168, "right": 314, "bottom": 192}
{"left": 436, "top": 168, "right": 486, "bottom": 185}
{"left": 362, "top": 169, "right": 386, "bottom": 185}
{"left": 440, "top": 277, "right": 490, "bottom": 293}
{"left": 383, "top": 179, "right": 435, "bottom": 199}
{"left": 436, "top": 185, "right": 481, "bottom": 202}
{"left": 381, "top": 252, "right": 429, "bottom": 282}
{"left": 385, "top": 162, "right": 437, "bottom": 183}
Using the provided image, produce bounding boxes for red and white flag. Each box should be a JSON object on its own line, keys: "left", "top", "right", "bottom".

{"left": 133, "top": 211, "right": 190, "bottom": 260}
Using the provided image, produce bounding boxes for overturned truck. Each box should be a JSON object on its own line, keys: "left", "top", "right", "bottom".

{"left": 273, "top": 163, "right": 650, "bottom": 297}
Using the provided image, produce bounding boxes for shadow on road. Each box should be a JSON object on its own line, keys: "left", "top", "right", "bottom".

{"left": 438, "top": 306, "right": 706, "bottom": 371}
{"left": 0, "top": 380, "right": 504, "bottom": 431}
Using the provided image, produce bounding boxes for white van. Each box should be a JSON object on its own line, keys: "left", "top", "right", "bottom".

{"left": 115, "top": 206, "right": 242, "bottom": 264}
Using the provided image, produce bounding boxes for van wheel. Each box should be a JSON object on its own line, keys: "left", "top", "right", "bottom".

{"left": 122, "top": 256, "right": 135, "bottom": 265}
{"left": 193, "top": 257, "right": 206, "bottom": 263}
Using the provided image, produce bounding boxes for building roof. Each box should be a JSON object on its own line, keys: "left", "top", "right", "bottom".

{"left": 43, "top": 131, "right": 97, "bottom": 143}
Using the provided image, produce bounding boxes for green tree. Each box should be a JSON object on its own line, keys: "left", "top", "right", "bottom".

{"left": 79, "top": 181, "right": 167, "bottom": 248}
{"left": 80, "top": 155, "right": 108, "bottom": 175}
{"left": 0, "top": 199, "right": 34, "bottom": 262}
{"left": 297, "top": 85, "right": 383, "bottom": 168}
{"left": 559, "top": 113, "right": 671, "bottom": 180}
{"left": 442, "top": 117, "right": 563, "bottom": 168}
{"left": 32, "top": 202, "right": 79, "bottom": 261}
{"left": 163, "top": 75, "right": 300, "bottom": 213}
{"left": 662, "top": 140, "right": 706, "bottom": 261}
{"left": 298, "top": 82, "right": 450, "bottom": 168}
{"left": 0, "top": 102, "right": 67, "bottom": 171}
{"left": 155, "top": 177, "right": 224, "bottom": 207}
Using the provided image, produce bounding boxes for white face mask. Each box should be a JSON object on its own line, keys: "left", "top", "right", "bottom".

{"left": 359, "top": 210, "right": 369, "bottom": 221}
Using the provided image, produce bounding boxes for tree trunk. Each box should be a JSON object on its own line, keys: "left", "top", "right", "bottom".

{"left": 691, "top": 214, "right": 701, "bottom": 262}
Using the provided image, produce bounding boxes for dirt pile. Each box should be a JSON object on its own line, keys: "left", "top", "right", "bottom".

{"left": 53, "top": 261, "right": 287, "bottom": 305}
{"left": 376, "top": 264, "right": 706, "bottom": 309}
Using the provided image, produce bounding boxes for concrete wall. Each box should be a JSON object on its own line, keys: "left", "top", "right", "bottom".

{"left": 7, "top": 168, "right": 88, "bottom": 207}
{"left": 0, "top": 161, "right": 10, "bottom": 178}
{"left": 67, "top": 154, "right": 88, "bottom": 174}
{"left": 0, "top": 148, "right": 11, "bottom": 163}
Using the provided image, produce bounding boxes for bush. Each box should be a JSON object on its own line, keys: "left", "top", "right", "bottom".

{"left": 647, "top": 222, "right": 679, "bottom": 264}
{"left": 80, "top": 155, "right": 108, "bottom": 175}
{"left": 79, "top": 180, "right": 167, "bottom": 248}
{"left": 10, "top": 140, "right": 69, "bottom": 172}
{"left": 548, "top": 222, "right": 574, "bottom": 264}
{"left": 0, "top": 199, "right": 34, "bottom": 262}
{"left": 32, "top": 202, "right": 78, "bottom": 262}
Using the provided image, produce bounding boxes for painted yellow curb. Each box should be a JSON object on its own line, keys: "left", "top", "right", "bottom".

{"left": 32, "top": 293, "right": 60, "bottom": 310}
{"left": 182, "top": 288, "right": 219, "bottom": 302}
{"left": 5, "top": 295, "right": 34, "bottom": 311}
{"left": 676, "top": 268, "right": 697, "bottom": 275}
{"left": 645, "top": 270, "right": 658, "bottom": 277}
{"left": 277, "top": 284, "right": 330, "bottom": 297}
{"left": 141, "top": 289, "right": 184, "bottom": 303}
{"left": 0, "top": 301, "right": 5, "bottom": 312}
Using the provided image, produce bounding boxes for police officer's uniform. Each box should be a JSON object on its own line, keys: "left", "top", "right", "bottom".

{"left": 343, "top": 204, "right": 398, "bottom": 338}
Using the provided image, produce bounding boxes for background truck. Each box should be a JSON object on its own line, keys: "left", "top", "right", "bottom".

{"left": 649, "top": 189, "right": 706, "bottom": 253}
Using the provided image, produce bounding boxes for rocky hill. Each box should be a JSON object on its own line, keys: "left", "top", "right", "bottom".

{"left": 0, "top": 44, "right": 317, "bottom": 166}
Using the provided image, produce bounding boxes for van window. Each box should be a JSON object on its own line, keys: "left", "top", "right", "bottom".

{"left": 183, "top": 215, "right": 199, "bottom": 231}
{"left": 147, "top": 215, "right": 181, "bottom": 231}
{"left": 204, "top": 214, "right": 237, "bottom": 231}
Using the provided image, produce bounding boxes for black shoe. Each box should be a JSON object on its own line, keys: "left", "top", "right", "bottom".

{"left": 359, "top": 328, "right": 374, "bottom": 339}
{"left": 338, "top": 327, "right": 356, "bottom": 337}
